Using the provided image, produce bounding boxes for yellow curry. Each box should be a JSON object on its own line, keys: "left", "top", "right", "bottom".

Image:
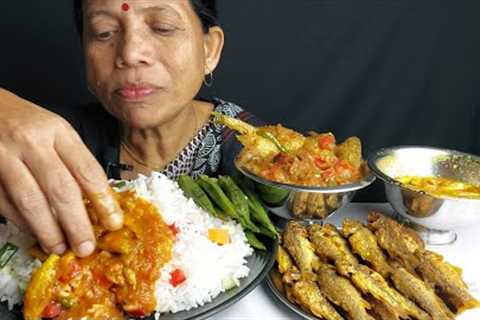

{"left": 23, "top": 191, "right": 174, "bottom": 320}
{"left": 397, "top": 176, "right": 480, "bottom": 199}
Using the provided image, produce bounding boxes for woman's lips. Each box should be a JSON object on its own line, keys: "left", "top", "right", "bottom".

{"left": 116, "top": 85, "right": 155, "bottom": 101}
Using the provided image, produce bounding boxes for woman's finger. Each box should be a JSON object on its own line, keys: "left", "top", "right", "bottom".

{"left": 22, "top": 145, "right": 96, "bottom": 257}
{"left": 55, "top": 128, "right": 124, "bottom": 231}
{"left": 0, "top": 153, "right": 66, "bottom": 255}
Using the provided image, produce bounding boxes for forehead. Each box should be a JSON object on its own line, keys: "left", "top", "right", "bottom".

{"left": 84, "top": 0, "right": 194, "bottom": 18}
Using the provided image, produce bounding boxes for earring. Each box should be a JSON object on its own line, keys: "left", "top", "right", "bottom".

{"left": 203, "top": 71, "right": 214, "bottom": 87}
{"left": 87, "top": 86, "right": 96, "bottom": 96}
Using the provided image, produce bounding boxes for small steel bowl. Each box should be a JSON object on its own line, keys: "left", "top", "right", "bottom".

{"left": 368, "top": 146, "right": 480, "bottom": 245}
{"left": 235, "top": 161, "right": 376, "bottom": 222}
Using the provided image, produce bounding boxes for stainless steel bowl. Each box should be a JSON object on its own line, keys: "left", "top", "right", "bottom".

{"left": 368, "top": 146, "right": 480, "bottom": 245}
{"left": 235, "top": 161, "right": 376, "bottom": 222}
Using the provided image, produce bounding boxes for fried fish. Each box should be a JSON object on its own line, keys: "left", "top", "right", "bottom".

{"left": 368, "top": 212, "right": 424, "bottom": 272}
{"left": 316, "top": 262, "right": 374, "bottom": 320}
{"left": 342, "top": 218, "right": 392, "bottom": 278}
{"left": 291, "top": 280, "right": 343, "bottom": 320}
{"left": 390, "top": 262, "right": 454, "bottom": 320}
{"left": 283, "top": 221, "right": 319, "bottom": 274}
{"left": 309, "top": 223, "right": 358, "bottom": 276}
{"left": 416, "top": 250, "right": 480, "bottom": 313}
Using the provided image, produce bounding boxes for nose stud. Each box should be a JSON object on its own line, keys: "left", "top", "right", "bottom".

{"left": 121, "top": 3, "right": 130, "bottom": 12}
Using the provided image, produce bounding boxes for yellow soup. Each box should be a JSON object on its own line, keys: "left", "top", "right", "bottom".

{"left": 397, "top": 176, "right": 480, "bottom": 199}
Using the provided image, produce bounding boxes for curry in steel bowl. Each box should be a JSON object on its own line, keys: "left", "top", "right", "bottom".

{"left": 213, "top": 113, "right": 374, "bottom": 219}
{"left": 213, "top": 113, "right": 366, "bottom": 188}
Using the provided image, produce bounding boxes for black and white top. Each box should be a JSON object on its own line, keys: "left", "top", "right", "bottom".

{"left": 66, "top": 98, "right": 262, "bottom": 180}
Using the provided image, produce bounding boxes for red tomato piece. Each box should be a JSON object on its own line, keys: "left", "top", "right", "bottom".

{"left": 318, "top": 134, "right": 335, "bottom": 150}
{"left": 59, "top": 261, "right": 81, "bottom": 283}
{"left": 168, "top": 224, "right": 179, "bottom": 236}
{"left": 42, "top": 302, "right": 62, "bottom": 318}
{"left": 170, "top": 269, "right": 186, "bottom": 287}
{"left": 128, "top": 308, "right": 147, "bottom": 317}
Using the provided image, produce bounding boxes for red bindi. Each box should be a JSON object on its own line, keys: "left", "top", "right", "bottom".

{"left": 121, "top": 3, "right": 130, "bottom": 11}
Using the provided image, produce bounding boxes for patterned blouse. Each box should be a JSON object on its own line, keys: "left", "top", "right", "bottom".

{"left": 68, "top": 98, "right": 261, "bottom": 180}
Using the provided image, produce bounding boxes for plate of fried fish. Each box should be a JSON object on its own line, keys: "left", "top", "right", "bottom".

{"left": 267, "top": 212, "right": 480, "bottom": 320}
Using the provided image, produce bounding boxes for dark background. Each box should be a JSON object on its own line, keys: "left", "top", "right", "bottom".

{"left": 1, "top": 1, "right": 479, "bottom": 201}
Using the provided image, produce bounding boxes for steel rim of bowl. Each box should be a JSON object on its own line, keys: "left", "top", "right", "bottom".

{"left": 234, "top": 161, "right": 376, "bottom": 193}
{"left": 367, "top": 145, "right": 480, "bottom": 200}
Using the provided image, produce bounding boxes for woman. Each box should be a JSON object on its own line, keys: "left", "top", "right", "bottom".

{"left": 0, "top": 0, "right": 258, "bottom": 258}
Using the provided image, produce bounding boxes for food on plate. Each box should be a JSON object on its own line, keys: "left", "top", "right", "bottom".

{"left": 213, "top": 112, "right": 366, "bottom": 187}
{"left": 397, "top": 176, "right": 480, "bottom": 199}
{"left": 368, "top": 212, "right": 424, "bottom": 273}
{"left": 316, "top": 262, "right": 374, "bottom": 320}
{"left": 349, "top": 264, "right": 430, "bottom": 320}
{"left": 342, "top": 218, "right": 392, "bottom": 278}
{"left": 177, "top": 174, "right": 279, "bottom": 251}
{"left": 282, "top": 221, "right": 319, "bottom": 274}
{"left": 25, "top": 190, "right": 174, "bottom": 320}
{"left": 390, "top": 261, "right": 455, "bottom": 320}
{"left": 416, "top": 251, "right": 479, "bottom": 313}
{"left": 291, "top": 280, "right": 343, "bottom": 320}
{"left": 0, "top": 173, "right": 254, "bottom": 319}
{"left": 271, "top": 212, "right": 479, "bottom": 319}
{"left": 309, "top": 223, "right": 358, "bottom": 276}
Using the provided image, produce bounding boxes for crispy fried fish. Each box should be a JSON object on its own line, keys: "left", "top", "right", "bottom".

{"left": 292, "top": 280, "right": 343, "bottom": 320}
{"left": 365, "top": 295, "right": 400, "bottom": 320}
{"left": 283, "top": 221, "right": 320, "bottom": 274}
{"left": 390, "top": 262, "right": 455, "bottom": 320}
{"left": 367, "top": 212, "right": 424, "bottom": 272}
{"left": 277, "top": 245, "right": 293, "bottom": 274}
{"left": 351, "top": 265, "right": 431, "bottom": 320}
{"left": 309, "top": 223, "right": 358, "bottom": 276}
{"left": 342, "top": 218, "right": 392, "bottom": 278}
{"left": 316, "top": 263, "right": 374, "bottom": 320}
{"left": 416, "top": 250, "right": 480, "bottom": 313}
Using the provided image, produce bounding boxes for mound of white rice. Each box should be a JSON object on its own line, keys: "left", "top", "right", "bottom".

{"left": 0, "top": 223, "right": 40, "bottom": 310}
{"left": 0, "top": 173, "right": 253, "bottom": 315}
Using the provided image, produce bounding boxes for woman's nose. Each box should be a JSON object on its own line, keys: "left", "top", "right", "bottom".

{"left": 115, "top": 29, "right": 154, "bottom": 68}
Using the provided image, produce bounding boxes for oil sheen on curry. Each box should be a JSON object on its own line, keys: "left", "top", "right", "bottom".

{"left": 397, "top": 176, "right": 480, "bottom": 199}
{"left": 23, "top": 191, "right": 174, "bottom": 320}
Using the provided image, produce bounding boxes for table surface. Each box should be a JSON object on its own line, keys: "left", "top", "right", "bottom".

{"left": 210, "top": 203, "right": 480, "bottom": 320}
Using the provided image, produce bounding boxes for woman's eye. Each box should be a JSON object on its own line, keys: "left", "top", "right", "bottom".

{"left": 152, "top": 25, "right": 176, "bottom": 35}
{"left": 95, "top": 31, "right": 116, "bottom": 41}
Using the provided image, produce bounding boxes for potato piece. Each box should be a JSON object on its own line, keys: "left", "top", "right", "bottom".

{"left": 335, "top": 136, "right": 362, "bottom": 168}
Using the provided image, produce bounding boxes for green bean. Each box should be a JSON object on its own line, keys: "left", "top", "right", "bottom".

{"left": 197, "top": 175, "right": 240, "bottom": 220}
{"left": 218, "top": 176, "right": 260, "bottom": 233}
{"left": 234, "top": 176, "right": 279, "bottom": 238}
{"left": 0, "top": 242, "right": 18, "bottom": 268}
{"left": 257, "top": 225, "right": 278, "bottom": 240}
{"left": 245, "top": 231, "right": 266, "bottom": 250}
{"left": 178, "top": 175, "right": 224, "bottom": 219}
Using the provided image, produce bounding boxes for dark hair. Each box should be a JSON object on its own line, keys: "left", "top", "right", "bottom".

{"left": 73, "top": 0, "right": 218, "bottom": 35}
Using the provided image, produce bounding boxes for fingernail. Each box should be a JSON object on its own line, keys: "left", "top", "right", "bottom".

{"left": 51, "top": 243, "right": 67, "bottom": 255}
{"left": 76, "top": 241, "right": 95, "bottom": 257}
{"left": 106, "top": 212, "right": 124, "bottom": 230}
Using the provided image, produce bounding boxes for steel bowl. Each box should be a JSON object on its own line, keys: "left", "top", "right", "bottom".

{"left": 368, "top": 146, "right": 480, "bottom": 245}
{"left": 235, "top": 161, "right": 376, "bottom": 222}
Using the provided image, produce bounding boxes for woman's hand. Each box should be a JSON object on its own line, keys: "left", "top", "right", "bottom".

{"left": 0, "top": 88, "right": 123, "bottom": 257}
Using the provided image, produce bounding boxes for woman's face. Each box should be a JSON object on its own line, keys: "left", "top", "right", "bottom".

{"left": 83, "top": 0, "right": 222, "bottom": 129}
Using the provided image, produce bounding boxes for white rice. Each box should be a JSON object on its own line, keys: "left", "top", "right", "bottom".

{"left": 0, "top": 223, "right": 40, "bottom": 310}
{"left": 126, "top": 173, "right": 253, "bottom": 314}
{"left": 0, "top": 172, "right": 253, "bottom": 315}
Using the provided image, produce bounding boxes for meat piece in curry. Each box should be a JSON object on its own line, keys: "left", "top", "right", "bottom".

{"left": 24, "top": 191, "right": 174, "bottom": 320}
